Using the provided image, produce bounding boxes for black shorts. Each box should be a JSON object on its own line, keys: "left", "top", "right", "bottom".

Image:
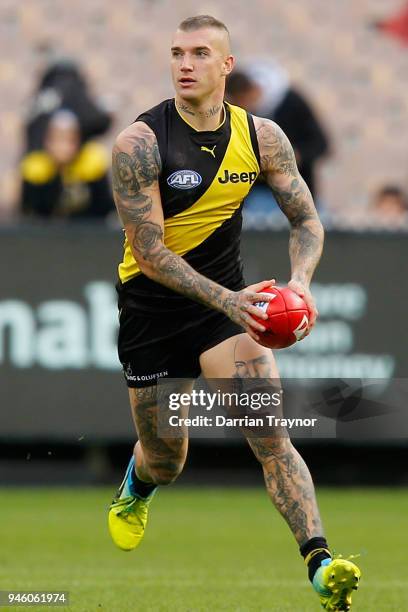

{"left": 118, "top": 306, "right": 243, "bottom": 387}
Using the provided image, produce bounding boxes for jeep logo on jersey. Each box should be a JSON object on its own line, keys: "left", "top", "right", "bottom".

{"left": 218, "top": 170, "right": 257, "bottom": 185}
{"left": 167, "top": 170, "right": 202, "bottom": 190}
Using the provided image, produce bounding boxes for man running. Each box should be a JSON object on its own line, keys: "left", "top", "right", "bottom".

{"left": 109, "top": 15, "right": 361, "bottom": 611}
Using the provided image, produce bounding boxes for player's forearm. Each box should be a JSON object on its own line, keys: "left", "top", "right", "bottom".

{"left": 146, "top": 249, "right": 235, "bottom": 313}
{"left": 270, "top": 175, "right": 324, "bottom": 286}
{"left": 289, "top": 216, "right": 324, "bottom": 286}
{"left": 133, "top": 227, "right": 234, "bottom": 313}
{"left": 255, "top": 117, "right": 324, "bottom": 285}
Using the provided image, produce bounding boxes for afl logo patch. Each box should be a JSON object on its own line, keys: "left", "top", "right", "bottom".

{"left": 167, "top": 170, "right": 202, "bottom": 190}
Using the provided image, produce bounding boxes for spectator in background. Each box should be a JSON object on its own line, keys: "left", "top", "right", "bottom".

{"left": 226, "top": 61, "right": 329, "bottom": 198}
{"left": 376, "top": 2, "right": 408, "bottom": 47}
{"left": 371, "top": 186, "right": 408, "bottom": 228}
{"left": 20, "top": 110, "right": 114, "bottom": 220}
{"left": 25, "top": 58, "right": 113, "bottom": 152}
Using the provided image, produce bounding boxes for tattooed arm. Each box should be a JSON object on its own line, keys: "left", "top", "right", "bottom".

{"left": 254, "top": 117, "right": 324, "bottom": 328}
{"left": 112, "top": 122, "right": 273, "bottom": 340}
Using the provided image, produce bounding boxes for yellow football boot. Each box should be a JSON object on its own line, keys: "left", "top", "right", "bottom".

{"left": 313, "top": 556, "right": 361, "bottom": 611}
{"left": 108, "top": 456, "right": 155, "bottom": 551}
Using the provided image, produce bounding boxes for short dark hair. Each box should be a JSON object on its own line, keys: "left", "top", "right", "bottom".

{"left": 225, "top": 70, "right": 255, "bottom": 97}
{"left": 178, "top": 15, "right": 229, "bottom": 36}
{"left": 375, "top": 185, "right": 408, "bottom": 210}
{"left": 377, "top": 185, "right": 404, "bottom": 199}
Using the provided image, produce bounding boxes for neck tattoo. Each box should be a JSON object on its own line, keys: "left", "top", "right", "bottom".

{"left": 178, "top": 102, "right": 196, "bottom": 116}
{"left": 204, "top": 105, "right": 221, "bottom": 118}
{"left": 177, "top": 102, "right": 223, "bottom": 121}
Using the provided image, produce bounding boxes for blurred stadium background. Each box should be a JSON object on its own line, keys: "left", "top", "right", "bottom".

{"left": 1, "top": 1, "right": 408, "bottom": 610}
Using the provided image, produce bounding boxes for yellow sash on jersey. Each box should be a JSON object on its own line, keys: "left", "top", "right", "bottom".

{"left": 119, "top": 104, "right": 259, "bottom": 283}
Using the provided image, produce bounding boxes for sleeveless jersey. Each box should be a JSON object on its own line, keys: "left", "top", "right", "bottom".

{"left": 117, "top": 99, "right": 260, "bottom": 316}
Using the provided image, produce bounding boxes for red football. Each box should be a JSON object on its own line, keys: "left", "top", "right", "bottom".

{"left": 254, "top": 286, "right": 310, "bottom": 349}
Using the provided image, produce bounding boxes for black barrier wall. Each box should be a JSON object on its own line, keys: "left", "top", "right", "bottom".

{"left": 0, "top": 226, "right": 406, "bottom": 441}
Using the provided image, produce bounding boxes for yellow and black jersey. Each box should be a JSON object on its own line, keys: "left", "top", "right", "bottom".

{"left": 117, "top": 98, "right": 260, "bottom": 316}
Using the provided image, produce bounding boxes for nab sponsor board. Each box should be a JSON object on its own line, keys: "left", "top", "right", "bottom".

{"left": 0, "top": 282, "right": 120, "bottom": 370}
{"left": 275, "top": 283, "right": 395, "bottom": 379}
{"left": 0, "top": 280, "right": 396, "bottom": 379}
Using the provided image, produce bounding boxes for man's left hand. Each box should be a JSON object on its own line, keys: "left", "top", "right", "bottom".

{"left": 288, "top": 279, "right": 318, "bottom": 336}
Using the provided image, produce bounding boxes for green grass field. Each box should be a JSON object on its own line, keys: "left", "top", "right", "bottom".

{"left": 0, "top": 487, "right": 407, "bottom": 611}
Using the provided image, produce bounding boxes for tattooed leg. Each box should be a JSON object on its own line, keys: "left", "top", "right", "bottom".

{"left": 128, "top": 380, "right": 193, "bottom": 485}
{"left": 200, "top": 333, "right": 324, "bottom": 546}
{"left": 200, "top": 333, "right": 276, "bottom": 379}
{"left": 248, "top": 436, "right": 324, "bottom": 546}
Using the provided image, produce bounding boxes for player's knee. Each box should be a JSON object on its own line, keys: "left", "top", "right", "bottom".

{"left": 251, "top": 436, "right": 293, "bottom": 465}
{"left": 148, "top": 458, "right": 185, "bottom": 485}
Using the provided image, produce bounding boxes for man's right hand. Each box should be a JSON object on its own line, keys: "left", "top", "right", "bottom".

{"left": 222, "top": 279, "right": 276, "bottom": 341}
